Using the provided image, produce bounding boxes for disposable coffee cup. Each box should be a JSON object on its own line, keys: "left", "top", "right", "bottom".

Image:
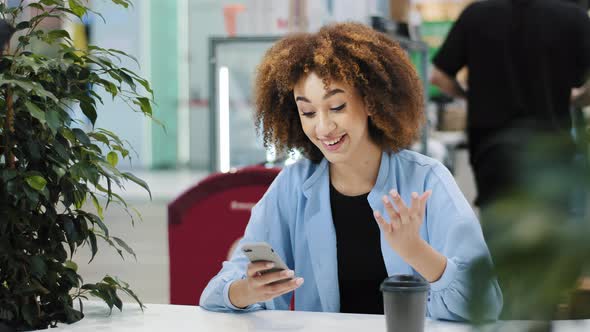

{"left": 380, "top": 274, "right": 430, "bottom": 332}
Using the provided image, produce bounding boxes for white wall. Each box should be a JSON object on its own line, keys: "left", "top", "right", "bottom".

{"left": 91, "top": 1, "right": 149, "bottom": 170}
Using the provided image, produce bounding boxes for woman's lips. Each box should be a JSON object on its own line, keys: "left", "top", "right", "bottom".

{"left": 321, "top": 134, "right": 346, "bottom": 152}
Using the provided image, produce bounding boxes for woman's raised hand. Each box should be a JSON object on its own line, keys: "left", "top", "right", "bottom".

{"left": 373, "top": 189, "right": 432, "bottom": 257}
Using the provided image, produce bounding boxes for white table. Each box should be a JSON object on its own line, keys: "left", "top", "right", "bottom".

{"left": 50, "top": 302, "right": 590, "bottom": 332}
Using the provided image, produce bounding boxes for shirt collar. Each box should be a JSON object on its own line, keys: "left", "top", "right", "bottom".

{"left": 302, "top": 150, "right": 392, "bottom": 199}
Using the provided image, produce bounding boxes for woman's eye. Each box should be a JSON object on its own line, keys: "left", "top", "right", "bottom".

{"left": 330, "top": 103, "right": 346, "bottom": 111}
{"left": 301, "top": 111, "right": 315, "bottom": 117}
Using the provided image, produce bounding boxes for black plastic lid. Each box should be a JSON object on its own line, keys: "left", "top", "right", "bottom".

{"left": 380, "top": 274, "right": 430, "bottom": 292}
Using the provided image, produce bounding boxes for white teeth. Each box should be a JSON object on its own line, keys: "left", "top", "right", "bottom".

{"left": 324, "top": 135, "right": 343, "bottom": 146}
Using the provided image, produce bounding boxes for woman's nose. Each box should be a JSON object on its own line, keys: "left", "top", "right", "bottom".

{"left": 316, "top": 113, "right": 336, "bottom": 137}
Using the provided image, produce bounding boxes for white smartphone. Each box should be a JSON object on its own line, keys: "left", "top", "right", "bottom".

{"left": 241, "top": 242, "right": 291, "bottom": 282}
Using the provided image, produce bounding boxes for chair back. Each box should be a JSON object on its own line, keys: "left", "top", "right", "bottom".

{"left": 168, "top": 166, "right": 280, "bottom": 305}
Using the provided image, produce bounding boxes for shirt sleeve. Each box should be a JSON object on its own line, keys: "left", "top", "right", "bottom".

{"left": 423, "top": 163, "right": 503, "bottom": 321}
{"left": 432, "top": 5, "right": 472, "bottom": 77}
{"left": 199, "top": 170, "right": 294, "bottom": 313}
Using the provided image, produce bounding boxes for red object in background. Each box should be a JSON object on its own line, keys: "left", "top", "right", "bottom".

{"left": 168, "top": 166, "right": 280, "bottom": 305}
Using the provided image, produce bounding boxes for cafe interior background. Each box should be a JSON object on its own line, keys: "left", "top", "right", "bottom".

{"left": 5, "top": 0, "right": 589, "bottom": 313}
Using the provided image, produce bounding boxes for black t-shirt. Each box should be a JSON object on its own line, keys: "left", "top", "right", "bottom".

{"left": 329, "top": 183, "right": 388, "bottom": 314}
{"left": 433, "top": 0, "right": 590, "bottom": 135}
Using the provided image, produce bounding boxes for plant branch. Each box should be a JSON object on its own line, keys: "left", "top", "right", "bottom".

{"left": 4, "top": 86, "right": 14, "bottom": 169}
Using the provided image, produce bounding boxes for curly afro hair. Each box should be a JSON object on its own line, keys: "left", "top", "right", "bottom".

{"left": 254, "top": 22, "right": 424, "bottom": 163}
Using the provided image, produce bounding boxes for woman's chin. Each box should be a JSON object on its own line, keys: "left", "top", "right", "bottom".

{"left": 322, "top": 152, "right": 348, "bottom": 165}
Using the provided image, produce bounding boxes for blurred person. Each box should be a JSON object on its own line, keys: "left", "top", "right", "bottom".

{"left": 200, "top": 22, "right": 502, "bottom": 321}
{"left": 0, "top": 19, "right": 15, "bottom": 52}
{"left": 430, "top": 0, "right": 590, "bottom": 209}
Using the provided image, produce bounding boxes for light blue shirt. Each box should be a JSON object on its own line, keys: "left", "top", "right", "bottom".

{"left": 200, "top": 150, "right": 503, "bottom": 321}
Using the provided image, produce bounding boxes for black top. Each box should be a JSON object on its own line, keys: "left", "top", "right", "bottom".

{"left": 433, "top": 0, "right": 590, "bottom": 136}
{"left": 330, "top": 183, "right": 388, "bottom": 314}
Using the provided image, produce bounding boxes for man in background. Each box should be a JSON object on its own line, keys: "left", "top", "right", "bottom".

{"left": 0, "top": 19, "right": 15, "bottom": 52}
{"left": 430, "top": 0, "right": 590, "bottom": 209}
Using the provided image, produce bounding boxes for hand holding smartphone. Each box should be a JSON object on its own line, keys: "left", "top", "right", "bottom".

{"left": 228, "top": 242, "right": 304, "bottom": 309}
{"left": 241, "top": 242, "right": 291, "bottom": 283}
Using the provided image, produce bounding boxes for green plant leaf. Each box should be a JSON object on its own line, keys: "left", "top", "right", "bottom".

{"left": 91, "top": 193, "right": 104, "bottom": 220}
{"left": 64, "top": 260, "right": 78, "bottom": 272}
{"left": 79, "top": 102, "right": 97, "bottom": 126}
{"left": 111, "top": 0, "right": 131, "bottom": 8}
{"left": 122, "top": 172, "right": 151, "bottom": 199}
{"left": 23, "top": 183, "right": 40, "bottom": 205}
{"left": 73, "top": 128, "right": 91, "bottom": 145}
{"left": 88, "top": 231, "right": 98, "bottom": 263}
{"left": 102, "top": 276, "right": 117, "bottom": 286}
{"left": 68, "top": 0, "right": 87, "bottom": 17}
{"left": 112, "top": 292, "right": 123, "bottom": 312}
{"left": 39, "top": 0, "right": 62, "bottom": 6}
{"left": 25, "top": 175, "right": 47, "bottom": 191}
{"left": 106, "top": 151, "right": 119, "bottom": 167}
{"left": 63, "top": 216, "right": 77, "bottom": 255}
{"left": 47, "top": 29, "right": 71, "bottom": 43}
{"left": 30, "top": 279, "right": 50, "bottom": 295}
{"left": 0, "top": 76, "right": 58, "bottom": 102}
{"left": 53, "top": 140, "right": 69, "bottom": 161}
{"left": 1, "top": 169, "right": 17, "bottom": 182}
{"left": 107, "top": 70, "right": 122, "bottom": 83}
{"left": 112, "top": 237, "right": 136, "bottom": 260}
{"left": 89, "top": 132, "right": 110, "bottom": 146}
{"left": 89, "top": 287, "right": 114, "bottom": 311}
{"left": 16, "top": 21, "right": 31, "bottom": 30}
{"left": 96, "top": 233, "right": 124, "bottom": 260}
{"left": 88, "top": 213, "right": 109, "bottom": 238}
{"left": 108, "top": 48, "right": 138, "bottom": 66}
{"left": 27, "top": 3, "right": 44, "bottom": 10}
{"left": 30, "top": 256, "right": 47, "bottom": 278}
{"left": 102, "top": 80, "right": 118, "bottom": 97}
{"left": 118, "top": 70, "right": 136, "bottom": 91}
{"left": 112, "top": 144, "right": 129, "bottom": 158}
{"left": 134, "top": 97, "right": 152, "bottom": 116}
{"left": 52, "top": 165, "right": 66, "bottom": 180}
{"left": 46, "top": 110, "right": 62, "bottom": 134}
{"left": 25, "top": 101, "right": 46, "bottom": 124}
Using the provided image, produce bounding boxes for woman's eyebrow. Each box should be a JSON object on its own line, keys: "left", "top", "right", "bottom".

{"left": 295, "top": 89, "right": 345, "bottom": 103}
{"left": 295, "top": 96, "right": 311, "bottom": 103}
{"left": 323, "top": 88, "right": 345, "bottom": 99}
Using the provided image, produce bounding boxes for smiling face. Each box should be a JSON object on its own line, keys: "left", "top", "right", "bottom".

{"left": 293, "top": 72, "right": 378, "bottom": 165}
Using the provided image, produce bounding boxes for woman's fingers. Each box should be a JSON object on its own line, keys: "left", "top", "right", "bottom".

{"left": 380, "top": 189, "right": 433, "bottom": 226}
{"left": 273, "top": 280, "right": 304, "bottom": 299}
{"left": 263, "top": 277, "right": 304, "bottom": 298}
{"left": 381, "top": 196, "right": 401, "bottom": 229}
{"left": 411, "top": 192, "right": 420, "bottom": 209}
{"left": 245, "top": 263, "right": 303, "bottom": 303}
{"left": 373, "top": 210, "right": 394, "bottom": 232}
{"left": 377, "top": 189, "right": 433, "bottom": 232}
{"left": 419, "top": 190, "right": 432, "bottom": 213}
{"left": 390, "top": 190, "right": 410, "bottom": 224}
{"left": 253, "top": 269, "right": 295, "bottom": 287}
{"left": 247, "top": 261, "right": 275, "bottom": 278}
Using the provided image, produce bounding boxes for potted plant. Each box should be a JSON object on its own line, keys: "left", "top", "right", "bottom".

{"left": 0, "top": 0, "right": 153, "bottom": 330}
{"left": 469, "top": 131, "right": 590, "bottom": 331}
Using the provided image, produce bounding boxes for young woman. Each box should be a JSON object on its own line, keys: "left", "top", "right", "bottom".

{"left": 200, "top": 22, "right": 502, "bottom": 321}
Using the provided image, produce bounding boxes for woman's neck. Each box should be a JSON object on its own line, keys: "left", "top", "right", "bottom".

{"left": 329, "top": 142, "right": 382, "bottom": 196}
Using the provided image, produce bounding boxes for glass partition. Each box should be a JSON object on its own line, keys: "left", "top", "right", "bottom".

{"left": 209, "top": 37, "right": 279, "bottom": 172}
